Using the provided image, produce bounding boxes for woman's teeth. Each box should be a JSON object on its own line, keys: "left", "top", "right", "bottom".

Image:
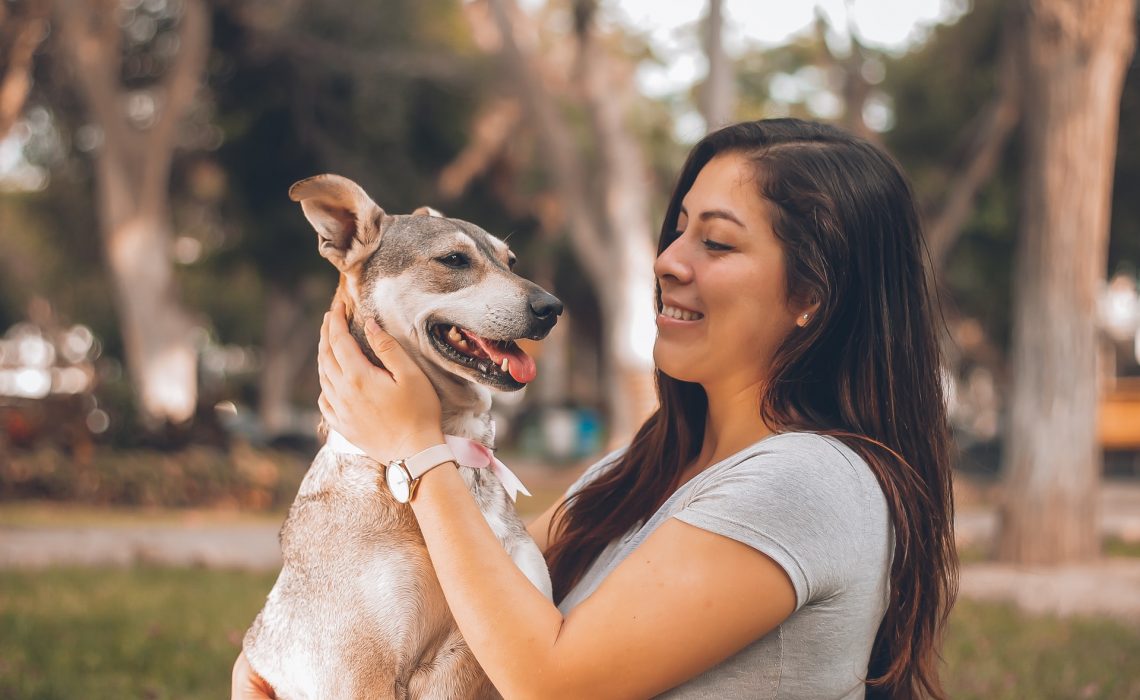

{"left": 661, "top": 305, "right": 703, "bottom": 321}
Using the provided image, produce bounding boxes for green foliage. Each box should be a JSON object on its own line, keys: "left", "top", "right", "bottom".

{"left": 1109, "top": 49, "right": 1140, "bottom": 274}
{"left": 880, "top": 0, "right": 1021, "bottom": 350}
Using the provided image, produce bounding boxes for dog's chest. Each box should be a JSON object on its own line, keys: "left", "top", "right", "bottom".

{"left": 244, "top": 447, "right": 542, "bottom": 697}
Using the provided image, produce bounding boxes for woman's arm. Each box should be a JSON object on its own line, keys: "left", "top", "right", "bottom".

{"left": 413, "top": 463, "right": 796, "bottom": 699}
{"left": 320, "top": 305, "right": 797, "bottom": 699}
{"left": 526, "top": 493, "right": 566, "bottom": 553}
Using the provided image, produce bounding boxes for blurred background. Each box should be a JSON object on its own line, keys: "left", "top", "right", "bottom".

{"left": 1, "top": 0, "right": 1139, "bottom": 697}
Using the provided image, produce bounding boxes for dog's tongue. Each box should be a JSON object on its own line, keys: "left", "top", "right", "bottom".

{"left": 463, "top": 332, "right": 538, "bottom": 384}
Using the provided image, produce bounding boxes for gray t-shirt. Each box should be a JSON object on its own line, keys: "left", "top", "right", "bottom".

{"left": 556, "top": 431, "right": 893, "bottom": 699}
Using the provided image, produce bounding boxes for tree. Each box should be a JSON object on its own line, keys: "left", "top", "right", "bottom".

{"left": 205, "top": 0, "right": 498, "bottom": 438}
{"left": 53, "top": 0, "right": 210, "bottom": 427}
{"left": 997, "top": 0, "right": 1137, "bottom": 564}
{"left": 699, "top": 0, "right": 735, "bottom": 131}
{"left": 466, "top": 0, "right": 660, "bottom": 444}
{"left": 0, "top": 0, "right": 50, "bottom": 141}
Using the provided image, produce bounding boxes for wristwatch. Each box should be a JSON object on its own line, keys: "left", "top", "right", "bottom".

{"left": 385, "top": 443, "right": 457, "bottom": 503}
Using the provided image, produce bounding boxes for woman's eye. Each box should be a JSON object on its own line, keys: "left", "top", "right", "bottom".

{"left": 437, "top": 253, "right": 470, "bottom": 268}
{"left": 703, "top": 239, "right": 732, "bottom": 252}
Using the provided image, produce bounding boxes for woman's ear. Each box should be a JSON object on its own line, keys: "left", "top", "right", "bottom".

{"left": 796, "top": 300, "right": 822, "bottom": 327}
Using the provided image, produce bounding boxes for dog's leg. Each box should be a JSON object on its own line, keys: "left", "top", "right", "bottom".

{"left": 405, "top": 628, "right": 501, "bottom": 700}
{"left": 509, "top": 538, "right": 553, "bottom": 601}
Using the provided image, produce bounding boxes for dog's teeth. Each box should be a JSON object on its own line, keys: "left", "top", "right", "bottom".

{"left": 448, "top": 326, "right": 462, "bottom": 342}
{"left": 501, "top": 358, "right": 509, "bottom": 373}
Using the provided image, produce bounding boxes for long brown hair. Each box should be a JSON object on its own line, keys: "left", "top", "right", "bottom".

{"left": 544, "top": 119, "right": 958, "bottom": 699}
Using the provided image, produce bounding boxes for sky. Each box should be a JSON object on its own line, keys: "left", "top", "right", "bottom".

{"left": 591, "top": 0, "right": 970, "bottom": 139}
{"left": 606, "top": 0, "right": 966, "bottom": 92}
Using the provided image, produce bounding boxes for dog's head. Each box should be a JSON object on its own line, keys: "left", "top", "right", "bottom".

{"left": 290, "top": 174, "right": 562, "bottom": 395}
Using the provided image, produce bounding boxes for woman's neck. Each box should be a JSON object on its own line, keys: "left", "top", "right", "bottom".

{"left": 692, "top": 377, "right": 775, "bottom": 474}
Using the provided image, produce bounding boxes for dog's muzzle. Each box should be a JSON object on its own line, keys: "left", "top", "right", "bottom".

{"left": 526, "top": 290, "right": 563, "bottom": 340}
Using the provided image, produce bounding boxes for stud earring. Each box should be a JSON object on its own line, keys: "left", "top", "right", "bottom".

{"left": 798, "top": 313, "right": 810, "bottom": 327}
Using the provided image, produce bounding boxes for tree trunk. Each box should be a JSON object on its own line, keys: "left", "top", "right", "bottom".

{"left": 576, "top": 21, "right": 659, "bottom": 443}
{"left": 996, "top": 0, "right": 1136, "bottom": 564}
{"left": 56, "top": 0, "right": 209, "bottom": 427}
{"left": 481, "top": 0, "right": 658, "bottom": 445}
{"left": 96, "top": 151, "right": 198, "bottom": 426}
{"left": 258, "top": 284, "right": 318, "bottom": 437}
{"left": 925, "top": 10, "right": 1022, "bottom": 269}
{"left": 700, "top": 0, "right": 735, "bottom": 131}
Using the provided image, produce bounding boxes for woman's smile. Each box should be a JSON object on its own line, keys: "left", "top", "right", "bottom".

{"left": 652, "top": 153, "right": 807, "bottom": 387}
{"left": 657, "top": 301, "right": 705, "bottom": 326}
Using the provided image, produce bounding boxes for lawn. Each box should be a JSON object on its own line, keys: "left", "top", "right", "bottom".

{"left": 1, "top": 567, "right": 1138, "bottom": 699}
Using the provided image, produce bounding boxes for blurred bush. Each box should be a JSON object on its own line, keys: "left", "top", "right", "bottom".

{"left": 0, "top": 442, "right": 308, "bottom": 510}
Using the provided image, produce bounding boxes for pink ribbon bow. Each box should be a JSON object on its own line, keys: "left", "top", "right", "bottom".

{"left": 444, "top": 435, "right": 531, "bottom": 502}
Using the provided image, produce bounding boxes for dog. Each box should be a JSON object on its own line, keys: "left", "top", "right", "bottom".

{"left": 242, "top": 174, "right": 561, "bottom": 699}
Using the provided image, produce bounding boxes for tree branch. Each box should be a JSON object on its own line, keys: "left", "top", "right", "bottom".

{"left": 481, "top": 0, "right": 613, "bottom": 287}
{"left": 438, "top": 97, "right": 522, "bottom": 200}
{"left": 143, "top": 0, "right": 211, "bottom": 206}
{"left": 54, "top": 0, "right": 136, "bottom": 159}
{"left": 0, "top": 0, "right": 50, "bottom": 141}
{"left": 573, "top": 15, "right": 656, "bottom": 286}
{"left": 925, "top": 17, "right": 1021, "bottom": 268}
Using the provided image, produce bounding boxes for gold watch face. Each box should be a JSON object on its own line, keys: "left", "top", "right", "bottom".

{"left": 386, "top": 461, "right": 412, "bottom": 503}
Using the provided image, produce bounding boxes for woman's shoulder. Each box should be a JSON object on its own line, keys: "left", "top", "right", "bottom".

{"left": 727, "top": 431, "right": 871, "bottom": 481}
{"left": 677, "top": 430, "right": 892, "bottom": 608}
{"left": 694, "top": 431, "right": 888, "bottom": 531}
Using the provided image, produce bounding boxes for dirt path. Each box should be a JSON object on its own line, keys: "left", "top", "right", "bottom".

{"left": 3, "top": 477, "right": 1139, "bottom": 623}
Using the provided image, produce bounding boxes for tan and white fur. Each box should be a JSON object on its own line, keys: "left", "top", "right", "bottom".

{"left": 242, "top": 174, "right": 561, "bottom": 699}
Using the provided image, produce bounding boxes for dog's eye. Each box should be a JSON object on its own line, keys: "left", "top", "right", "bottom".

{"left": 437, "top": 253, "right": 470, "bottom": 269}
{"left": 507, "top": 255, "right": 517, "bottom": 270}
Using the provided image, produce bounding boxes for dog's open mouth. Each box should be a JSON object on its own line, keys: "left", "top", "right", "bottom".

{"left": 428, "top": 323, "right": 537, "bottom": 388}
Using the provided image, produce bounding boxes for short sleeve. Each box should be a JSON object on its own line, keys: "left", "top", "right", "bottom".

{"left": 563, "top": 447, "right": 628, "bottom": 500}
{"left": 672, "top": 434, "right": 869, "bottom": 611}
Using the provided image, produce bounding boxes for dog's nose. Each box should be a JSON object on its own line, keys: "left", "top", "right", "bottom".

{"left": 529, "top": 291, "right": 563, "bottom": 320}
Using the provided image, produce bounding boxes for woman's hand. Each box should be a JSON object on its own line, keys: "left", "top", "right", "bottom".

{"left": 318, "top": 300, "right": 445, "bottom": 463}
{"left": 231, "top": 651, "right": 275, "bottom": 699}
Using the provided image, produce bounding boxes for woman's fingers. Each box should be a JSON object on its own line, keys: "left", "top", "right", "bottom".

{"left": 318, "top": 391, "right": 338, "bottom": 428}
{"left": 232, "top": 651, "right": 276, "bottom": 699}
{"left": 318, "top": 311, "right": 342, "bottom": 379}
{"left": 327, "top": 300, "right": 388, "bottom": 384}
{"left": 363, "top": 318, "right": 417, "bottom": 384}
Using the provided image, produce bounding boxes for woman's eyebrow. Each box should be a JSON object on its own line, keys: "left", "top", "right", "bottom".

{"left": 679, "top": 205, "right": 744, "bottom": 228}
{"left": 700, "top": 209, "right": 745, "bottom": 227}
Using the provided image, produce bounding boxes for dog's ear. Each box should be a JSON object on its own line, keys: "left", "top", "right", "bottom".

{"left": 412, "top": 205, "right": 445, "bottom": 218}
{"left": 289, "top": 174, "right": 388, "bottom": 270}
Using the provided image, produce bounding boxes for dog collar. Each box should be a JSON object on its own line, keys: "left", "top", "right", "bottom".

{"left": 324, "top": 428, "right": 531, "bottom": 502}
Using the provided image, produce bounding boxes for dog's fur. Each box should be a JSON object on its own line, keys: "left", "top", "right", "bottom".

{"left": 242, "top": 175, "right": 560, "bottom": 700}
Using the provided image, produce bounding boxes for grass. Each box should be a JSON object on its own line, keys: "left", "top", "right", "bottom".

{"left": 0, "top": 567, "right": 276, "bottom": 700}
{"left": 1, "top": 567, "right": 1139, "bottom": 699}
{"left": 944, "top": 601, "right": 1140, "bottom": 699}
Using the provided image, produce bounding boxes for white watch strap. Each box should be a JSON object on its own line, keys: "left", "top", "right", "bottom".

{"left": 404, "top": 443, "right": 456, "bottom": 480}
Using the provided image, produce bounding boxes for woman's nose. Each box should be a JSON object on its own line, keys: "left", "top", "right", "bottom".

{"left": 654, "top": 237, "right": 693, "bottom": 285}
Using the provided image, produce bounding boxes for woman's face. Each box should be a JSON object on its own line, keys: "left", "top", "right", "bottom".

{"left": 653, "top": 153, "right": 809, "bottom": 391}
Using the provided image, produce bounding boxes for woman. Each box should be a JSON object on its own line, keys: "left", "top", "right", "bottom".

{"left": 233, "top": 118, "right": 957, "bottom": 699}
